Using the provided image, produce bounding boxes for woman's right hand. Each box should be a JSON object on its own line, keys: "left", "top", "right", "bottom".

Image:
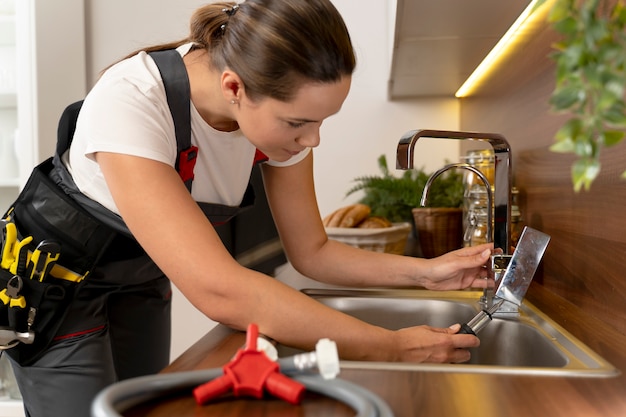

{"left": 390, "top": 324, "right": 480, "bottom": 364}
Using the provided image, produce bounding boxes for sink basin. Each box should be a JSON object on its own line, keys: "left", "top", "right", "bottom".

{"left": 276, "top": 289, "right": 618, "bottom": 377}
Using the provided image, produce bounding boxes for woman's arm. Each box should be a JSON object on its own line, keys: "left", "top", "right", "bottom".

{"left": 95, "top": 151, "right": 480, "bottom": 363}
{"left": 262, "top": 151, "right": 492, "bottom": 290}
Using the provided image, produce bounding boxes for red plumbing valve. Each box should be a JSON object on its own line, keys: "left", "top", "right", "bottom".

{"left": 193, "top": 323, "right": 306, "bottom": 405}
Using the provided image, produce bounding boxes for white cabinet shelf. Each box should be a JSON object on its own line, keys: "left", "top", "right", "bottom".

{"left": 0, "top": 5, "right": 17, "bottom": 193}
{"left": 0, "top": 14, "right": 15, "bottom": 45}
{"left": 0, "top": 3, "right": 22, "bottom": 411}
{"left": 0, "top": 178, "right": 18, "bottom": 187}
{"left": 0, "top": 93, "right": 16, "bottom": 108}
{"left": 0, "top": 0, "right": 87, "bottom": 409}
{"left": 0, "top": 14, "right": 16, "bottom": 98}
{"left": 0, "top": 400, "right": 25, "bottom": 417}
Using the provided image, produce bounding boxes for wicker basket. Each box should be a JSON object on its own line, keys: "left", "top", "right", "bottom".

{"left": 325, "top": 223, "right": 411, "bottom": 255}
{"left": 412, "top": 207, "right": 463, "bottom": 258}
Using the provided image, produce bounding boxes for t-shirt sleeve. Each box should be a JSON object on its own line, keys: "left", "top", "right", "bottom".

{"left": 77, "top": 57, "right": 177, "bottom": 167}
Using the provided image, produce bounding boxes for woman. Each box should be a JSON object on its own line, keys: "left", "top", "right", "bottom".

{"left": 10, "top": 1, "right": 492, "bottom": 416}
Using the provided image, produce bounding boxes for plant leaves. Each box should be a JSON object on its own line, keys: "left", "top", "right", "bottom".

{"left": 550, "top": 137, "right": 576, "bottom": 153}
{"left": 346, "top": 155, "right": 463, "bottom": 222}
{"left": 603, "top": 102, "right": 626, "bottom": 127}
{"left": 572, "top": 158, "right": 601, "bottom": 192}
{"left": 550, "top": 85, "right": 582, "bottom": 110}
{"left": 602, "top": 130, "right": 625, "bottom": 147}
{"left": 549, "top": 0, "right": 626, "bottom": 190}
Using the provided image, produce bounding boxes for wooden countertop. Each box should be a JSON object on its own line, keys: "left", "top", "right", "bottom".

{"left": 124, "top": 283, "right": 626, "bottom": 417}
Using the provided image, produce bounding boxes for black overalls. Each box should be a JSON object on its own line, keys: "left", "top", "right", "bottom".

{"left": 4, "top": 49, "right": 265, "bottom": 417}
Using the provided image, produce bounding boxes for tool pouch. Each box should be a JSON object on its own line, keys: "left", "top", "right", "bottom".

{"left": 0, "top": 267, "right": 84, "bottom": 366}
{"left": 1, "top": 158, "right": 118, "bottom": 365}
{"left": 6, "top": 157, "right": 118, "bottom": 278}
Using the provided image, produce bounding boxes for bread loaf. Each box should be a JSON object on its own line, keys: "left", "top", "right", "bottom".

{"left": 323, "top": 205, "right": 352, "bottom": 227}
{"left": 323, "top": 204, "right": 371, "bottom": 227}
{"left": 357, "top": 216, "right": 392, "bottom": 228}
{"left": 339, "top": 204, "right": 371, "bottom": 227}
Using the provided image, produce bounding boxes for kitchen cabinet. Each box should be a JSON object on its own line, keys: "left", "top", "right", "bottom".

{"left": 0, "top": 0, "right": 86, "bottom": 210}
{"left": 0, "top": 2, "right": 25, "bottom": 414}
{"left": 388, "top": 0, "right": 530, "bottom": 98}
{"left": 0, "top": 1, "right": 85, "bottom": 414}
{"left": 0, "top": 0, "right": 19, "bottom": 209}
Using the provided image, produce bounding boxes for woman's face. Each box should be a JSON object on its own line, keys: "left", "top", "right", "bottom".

{"left": 236, "top": 76, "right": 351, "bottom": 162}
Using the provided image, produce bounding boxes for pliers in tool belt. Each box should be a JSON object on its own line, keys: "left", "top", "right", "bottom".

{"left": 0, "top": 275, "right": 28, "bottom": 333}
{"left": 1, "top": 220, "right": 34, "bottom": 277}
{"left": 0, "top": 278, "right": 35, "bottom": 349}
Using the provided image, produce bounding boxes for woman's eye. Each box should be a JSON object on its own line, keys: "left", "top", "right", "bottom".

{"left": 287, "top": 121, "right": 306, "bottom": 128}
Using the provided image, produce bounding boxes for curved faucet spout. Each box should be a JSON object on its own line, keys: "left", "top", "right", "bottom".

{"left": 396, "top": 129, "right": 512, "bottom": 254}
{"left": 420, "top": 163, "right": 493, "bottom": 243}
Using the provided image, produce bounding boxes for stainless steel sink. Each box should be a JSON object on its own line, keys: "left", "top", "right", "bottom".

{"left": 276, "top": 289, "right": 619, "bottom": 377}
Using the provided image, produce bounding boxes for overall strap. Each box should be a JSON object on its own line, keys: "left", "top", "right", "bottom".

{"left": 56, "top": 100, "right": 83, "bottom": 157}
{"left": 52, "top": 49, "right": 256, "bottom": 234}
{"left": 49, "top": 50, "right": 196, "bottom": 240}
{"left": 148, "top": 50, "right": 197, "bottom": 192}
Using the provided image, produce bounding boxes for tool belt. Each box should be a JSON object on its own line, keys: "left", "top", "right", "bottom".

{"left": 0, "top": 155, "right": 121, "bottom": 365}
{"left": 0, "top": 49, "right": 186, "bottom": 365}
{"left": 0, "top": 49, "right": 266, "bottom": 366}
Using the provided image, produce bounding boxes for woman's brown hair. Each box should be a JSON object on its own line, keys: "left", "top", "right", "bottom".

{"left": 120, "top": 0, "right": 356, "bottom": 102}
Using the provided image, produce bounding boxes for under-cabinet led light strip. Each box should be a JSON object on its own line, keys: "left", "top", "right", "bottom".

{"left": 455, "top": 0, "right": 554, "bottom": 98}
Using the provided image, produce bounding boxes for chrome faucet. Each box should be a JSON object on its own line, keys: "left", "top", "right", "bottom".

{"left": 396, "top": 129, "right": 513, "bottom": 254}
{"left": 420, "top": 162, "right": 493, "bottom": 245}
{"left": 420, "top": 162, "right": 498, "bottom": 307}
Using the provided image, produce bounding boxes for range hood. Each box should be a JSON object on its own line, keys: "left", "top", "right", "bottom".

{"left": 388, "top": 0, "right": 531, "bottom": 99}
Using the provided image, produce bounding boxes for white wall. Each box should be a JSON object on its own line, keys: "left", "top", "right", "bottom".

{"left": 83, "top": 0, "right": 460, "bottom": 360}
{"left": 28, "top": 0, "right": 87, "bottom": 165}
{"left": 315, "top": 0, "right": 459, "bottom": 217}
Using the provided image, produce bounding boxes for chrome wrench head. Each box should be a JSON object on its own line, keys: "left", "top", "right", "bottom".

{"left": 494, "top": 226, "right": 551, "bottom": 306}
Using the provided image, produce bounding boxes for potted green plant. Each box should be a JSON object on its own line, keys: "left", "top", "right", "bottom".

{"left": 346, "top": 155, "right": 465, "bottom": 257}
{"left": 542, "top": 0, "right": 626, "bottom": 191}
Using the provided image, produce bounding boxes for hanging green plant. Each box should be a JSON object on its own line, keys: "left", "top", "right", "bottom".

{"left": 543, "top": 0, "right": 626, "bottom": 191}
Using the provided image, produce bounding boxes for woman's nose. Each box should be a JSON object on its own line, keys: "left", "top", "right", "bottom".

{"left": 297, "top": 129, "right": 321, "bottom": 148}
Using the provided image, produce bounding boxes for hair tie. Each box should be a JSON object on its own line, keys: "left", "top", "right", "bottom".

{"left": 220, "top": 4, "right": 240, "bottom": 33}
{"left": 223, "top": 4, "right": 239, "bottom": 17}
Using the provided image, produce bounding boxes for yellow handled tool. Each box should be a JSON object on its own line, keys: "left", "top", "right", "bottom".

{"left": 3, "top": 275, "right": 28, "bottom": 333}
{"left": 9, "top": 236, "right": 33, "bottom": 276}
{"left": 1, "top": 276, "right": 26, "bottom": 309}
{"left": 0, "top": 221, "right": 17, "bottom": 270}
{"left": 29, "top": 240, "right": 61, "bottom": 282}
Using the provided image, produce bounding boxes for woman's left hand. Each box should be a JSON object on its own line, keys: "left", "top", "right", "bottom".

{"left": 417, "top": 243, "right": 494, "bottom": 291}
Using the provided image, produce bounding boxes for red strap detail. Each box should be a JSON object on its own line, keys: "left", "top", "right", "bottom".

{"left": 178, "top": 146, "right": 198, "bottom": 183}
{"left": 53, "top": 324, "right": 106, "bottom": 341}
{"left": 253, "top": 149, "right": 269, "bottom": 165}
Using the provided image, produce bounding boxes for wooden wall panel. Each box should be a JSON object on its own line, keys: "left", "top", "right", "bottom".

{"left": 459, "top": 14, "right": 626, "bottom": 334}
{"left": 517, "top": 147, "right": 626, "bottom": 335}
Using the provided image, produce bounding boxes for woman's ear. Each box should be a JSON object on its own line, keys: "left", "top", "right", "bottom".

{"left": 221, "top": 69, "right": 244, "bottom": 103}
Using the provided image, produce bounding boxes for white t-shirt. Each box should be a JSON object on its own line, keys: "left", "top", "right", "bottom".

{"left": 67, "top": 43, "right": 310, "bottom": 215}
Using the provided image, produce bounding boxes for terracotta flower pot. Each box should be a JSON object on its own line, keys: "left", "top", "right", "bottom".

{"left": 412, "top": 207, "right": 463, "bottom": 258}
